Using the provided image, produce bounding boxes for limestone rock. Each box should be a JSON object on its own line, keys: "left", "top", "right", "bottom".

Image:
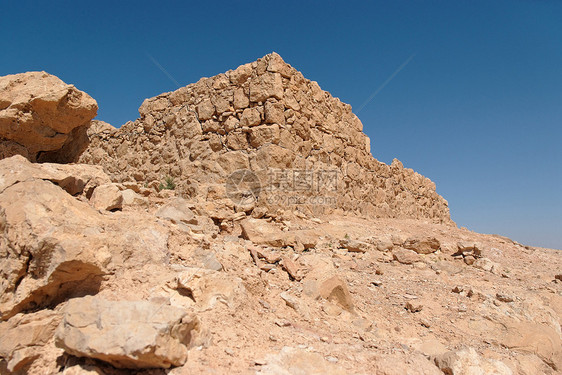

{"left": 434, "top": 347, "right": 513, "bottom": 375}
{"left": 473, "top": 257, "right": 502, "bottom": 275}
{"left": 340, "top": 238, "right": 370, "bottom": 253}
{"left": 240, "top": 218, "right": 289, "bottom": 247}
{"left": 62, "top": 364, "right": 104, "bottom": 375}
{"left": 174, "top": 268, "right": 247, "bottom": 310}
{"left": 121, "top": 189, "right": 147, "bottom": 206}
{"left": 0, "top": 310, "right": 61, "bottom": 372}
{"left": 240, "top": 107, "right": 261, "bottom": 127}
{"left": 499, "top": 321, "right": 562, "bottom": 370}
{"left": 318, "top": 276, "right": 354, "bottom": 312}
{"left": 393, "top": 248, "right": 422, "bottom": 264}
{"left": 0, "top": 154, "right": 110, "bottom": 196}
{"left": 0, "top": 155, "right": 169, "bottom": 321}
{"left": 456, "top": 241, "right": 483, "bottom": 257}
{"left": 250, "top": 72, "right": 283, "bottom": 102}
{"left": 403, "top": 236, "right": 441, "bottom": 254}
{"left": 155, "top": 197, "right": 198, "bottom": 225}
{"left": 249, "top": 124, "right": 280, "bottom": 147}
{"left": 89, "top": 183, "right": 123, "bottom": 211}
{"left": 302, "top": 256, "right": 354, "bottom": 312}
{"left": 55, "top": 296, "right": 202, "bottom": 369}
{"left": 196, "top": 99, "right": 215, "bottom": 121}
{"left": 373, "top": 353, "right": 442, "bottom": 375}
{"left": 0, "top": 71, "right": 97, "bottom": 162}
{"left": 0, "top": 178, "right": 106, "bottom": 320}
{"left": 257, "top": 346, "right": 347, "bottom": 375}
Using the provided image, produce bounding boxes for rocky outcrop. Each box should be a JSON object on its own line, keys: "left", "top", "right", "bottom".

{"left": 0, "top": 72, "right": 97, "bottom": 162}
{"left": 0, "top": 155, "right": 169, "bottom": 321}
{"left": 55, "top": 296, "right": 202, "bottom": 369}
{"left": 78, "top": 53, "right": 451, "bottom": 223}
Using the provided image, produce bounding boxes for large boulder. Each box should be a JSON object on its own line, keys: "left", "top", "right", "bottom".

{"left": 0, "top": 155, "right": 169, "bottom": 321}
{"left": 0, "top": 71, "right": 97, "bottom": 162}
{"left": 0, "top": 177, "right": 107, "bottom": 320}
{"left": 55, "top": 296, "right": 202, "bottom": 369}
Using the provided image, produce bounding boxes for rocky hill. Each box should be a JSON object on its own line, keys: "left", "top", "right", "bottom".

{"left": 0, "top": 57, "right": 560, "bottom": 375}
{"left": 77, "top": 53, "right": 451, "bottom": 223}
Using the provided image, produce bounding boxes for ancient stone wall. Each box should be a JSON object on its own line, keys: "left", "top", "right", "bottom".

{"left": 78, "top": 53, "right": 451, "bottom": 223}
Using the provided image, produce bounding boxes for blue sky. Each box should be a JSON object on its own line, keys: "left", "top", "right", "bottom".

{"left": 2, "top": 1, "right": 561, "bottom": 249}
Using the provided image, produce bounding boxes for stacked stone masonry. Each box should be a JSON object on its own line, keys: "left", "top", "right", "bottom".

{"left": 78, "top": 53, "right": 451, "bottom": 222}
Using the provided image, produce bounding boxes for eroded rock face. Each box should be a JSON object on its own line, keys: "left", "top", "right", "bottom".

{"left": 0, "top": 178, "right": 107, "bottom": 321}
{"left": 0, "top": 71, "right": 98, "bottom": 162}
{"left": 0, "top": 310, "right": 62, "bottom": 373}
{"left": 55, "top": 296, "right": 201, "bottom": 369}
{"left": 78, "top": 53, "right": 452, "bottom": 223}
{"left": 0, "top": 155, "right": 169, "bottom": 321}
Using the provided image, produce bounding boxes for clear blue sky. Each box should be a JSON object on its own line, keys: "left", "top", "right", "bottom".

{"left": 2, "top": 1, "right": 561, "bottom": 249}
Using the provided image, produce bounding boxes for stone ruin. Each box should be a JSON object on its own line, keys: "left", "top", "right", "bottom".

{"left": 76, "top": 53, "right": 449, "bottom": 222}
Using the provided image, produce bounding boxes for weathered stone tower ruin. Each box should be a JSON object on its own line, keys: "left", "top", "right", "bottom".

{"left": 78, "top": 53, "right": 451, "bottom": 222}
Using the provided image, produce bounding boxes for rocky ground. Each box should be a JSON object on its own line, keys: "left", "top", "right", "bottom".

{"left": 0, "top": 155, "right": 560, "bottom": 374}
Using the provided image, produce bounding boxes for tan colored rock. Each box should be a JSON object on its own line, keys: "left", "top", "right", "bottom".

{"left": 0, "top": 310, "right": 61, "bottom": 372}
{"left": 257, "top": 346, "right": 346, "bottom": 375}
{"left": 62, "top": 364, "right": 104, "bottom": 375}
{"left": 340, "top": 238, "right": 370, "bottom": 253}
{"left": 373, "top": 353, "right": 442, "bottom": 375}
{"left": 456, "top": 241, "right": 484, "bottom": 257}
{"left": 228, "top": 63, "right": 252, "bottom": 85}
{"left": 224, "top": 115, "right": 240, "bottom": 132}
{"left": 89, "top": 183, "right": 123, "bottom": 211}
{"left": 473, "top": 257, "right": 502, "bottom": 275}
{"left": 0, "top": 155, "right": 169, "bottom": 321}
{"left": 376, "top": 238, "right": 394, "bottom": 251}
{"left": 155, "top": 197, "right": 198, "bottom": 225}
{"left": 233, "top": 88, "right": 249, "bottom": 109}
{"left": 393, "top": 248, "right": 422, "bottom": 264}
{"left": 217, "top": 151, "right": 250, "bottom": 175}
{"left": 196, "top": 99, "right": 215, "bottom": 121}
{"left": 240, "top": 107, "right": 261, "bottom": 127}
{"left": 319, "top": 276, "right": 354, "bottom": 312}
{"left": 264, "top": 100, "right": 285, "bottom": 124}
{"left": 240, "top": 218, "right": 290, "bottom": 247}
{"left": 121, "top": 189, "right": 147, "bottom": 206}
{"left": 174, "top": 268, "right": 246, "bottom": 310}
{"left": 434, "top": 347, "right": 513, "bottom": 375}
{"left": 499, "top": 321, "right": 562, "bottom": 370}
{"left": 226, "top": 131, "right": 250, "bottom": 150}
{"left": 249, "top": 124, "right": 280, "bottom": 147}
{"left": 266, "top": 52, "right": 293, "bottom": 77}
{"left": 0, "top": 178, "right": 106, "bottom": 320}
{"left": 249, "top": 72, "right": 284, "bottom": 102}
{"left": 55, "top": 296, "right": 202, "bottom": 369}
{"left": 403, "top": 236, "right": 441, "bottom": 254}
{"left": 0, "top": 154, "right": 110, "bottom": 196}
{"left": 0, "top": 71, "right": 97, "bottom": 161}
